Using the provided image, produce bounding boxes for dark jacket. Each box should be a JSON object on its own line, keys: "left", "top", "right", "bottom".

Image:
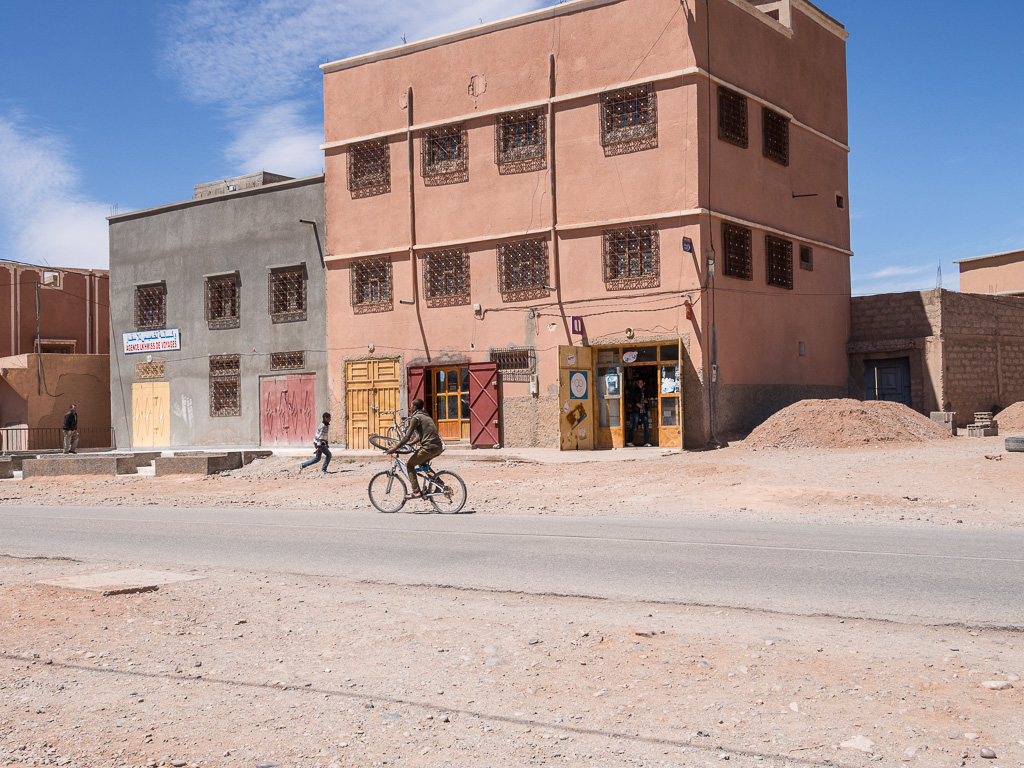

{"left": 63, "top": 410, "right": 78, "bottom": 431}
{"left": 395, "top": 411, "right": 444, "bottom": 451}
{"left": 626, "top": 384, "right": 649, "bottom": 415}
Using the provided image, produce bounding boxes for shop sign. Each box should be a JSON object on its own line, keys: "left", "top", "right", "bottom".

{"left": 123, "top": 328, "right": 180, "bottom": 355}
{"left": 622, "top": 350, "right": 639, "bottom": 363}
{"left": 571, "top": 316, "right": 584, "bottom": 335}
{"left": 569, "top": 371, "right": 589, "bottom": 399}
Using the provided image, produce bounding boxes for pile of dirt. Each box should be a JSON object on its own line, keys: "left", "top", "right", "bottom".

{"left": 743, "top": 398, "right": 953, "bottom": 450}
{"left": 995, "top": 401, "right": 1024, "bottom": 433}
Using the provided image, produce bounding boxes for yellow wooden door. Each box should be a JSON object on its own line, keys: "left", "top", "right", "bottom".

{"left": 132, "top": 381, "right": 170, "bottom": 448}
{"left": 346, "top": 359, "right": 401, "bottom": 449}
{"left": 558, "top": 346, "right": 595, "bottom": 450}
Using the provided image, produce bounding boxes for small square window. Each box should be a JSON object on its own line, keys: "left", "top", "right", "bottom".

{"left": 209, "top": 355, "right": 240, "bottom": 417}
{"left": 766, "top": 235, "right": 794, "bottom": 289}
{"left": 205, "top": 274, "right": 240, "bottom": 329}
{"left": 135, "top": 284, "right": 166, "bottom": 330}
{"left": 600, "top": 84, "right": 658, "bottom": 156}
{"left": 799, "top": 245, "right": 813, "bottom": 271}
{"left": 351, "top": 257, "right": 393, "bottom": 313}
{"left": 836, "top": 194, "right": 846, "bottom": 209}
{"left": 721, "top": 223, "right": 753, "bottom": 280}
{"left": 348, "top": 138, "right": 391, "bottom": 198}
{"left": 421, "top": 124, "right": 468, "bottom": 185}
{"left": 495, "top": 109, "right": 546, "bottom": 174}
{"left": 496, "top": 238, "right": 550, "bottom": 303}
{"left": 763, "top": 107, "right": 790, "bottom": 166}
{"left": 489, "top": 346, "right": 537, "bottom": 383}
{"left": 268, "top": 267, "right": 306, "bottom": 323}
{"left": 602, "top": 226, "right": 660, "bottom": 290}
{"left": 718, "top": 87, "right": 748, "bottom": 148}
{"left": 423, "top": 249, "right": 471, "bottom": 308}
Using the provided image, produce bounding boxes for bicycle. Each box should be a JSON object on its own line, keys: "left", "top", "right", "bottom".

{"left": 366, "top": 434, "right": 467, "bottom": 514}
{"left": 378, "top": 409, "right": 410, "bottom": 442}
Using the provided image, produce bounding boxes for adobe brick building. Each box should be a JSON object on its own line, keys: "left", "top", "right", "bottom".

{"left": 848, "top": 289, "right": 1024, "bottom": 427}
{"left": 320, "top": 0, "right": 851, "bottom": 449}
{"left": 107, "top": 174, "right": 328, "bottom": 450}
{"left": 0, "top": 262, "right": 111, "bottom": 449}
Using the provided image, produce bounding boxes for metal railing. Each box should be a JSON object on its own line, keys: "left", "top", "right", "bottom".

{"left": 0, "top": 427, "right": 114, "bottom": 454}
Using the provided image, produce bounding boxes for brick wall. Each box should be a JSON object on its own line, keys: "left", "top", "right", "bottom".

{"left": 849, "top": 291, "right": 939, "bottom": 342}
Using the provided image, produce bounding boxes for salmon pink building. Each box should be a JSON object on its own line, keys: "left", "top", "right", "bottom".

{"left": 320, "top": 0, "right": 851, "bottom": 449}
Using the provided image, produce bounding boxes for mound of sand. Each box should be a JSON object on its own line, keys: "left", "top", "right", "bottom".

{"left": 743, "top": 398, "right": 952, "bottom": 450}
{"left": 995, "top": 401, "right": 1024, "bottom": 433}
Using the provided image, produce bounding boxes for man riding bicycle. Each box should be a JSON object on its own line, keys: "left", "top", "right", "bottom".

{"left": 386, "top": 398, "right": 444, "bottom": 500}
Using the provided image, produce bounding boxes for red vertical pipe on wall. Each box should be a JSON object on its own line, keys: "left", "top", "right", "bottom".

{"left": 547, "top": 53, "right": 570, "bottom": 343}
{"left": 85, "top": 271, "right": 91, "bottom": 354}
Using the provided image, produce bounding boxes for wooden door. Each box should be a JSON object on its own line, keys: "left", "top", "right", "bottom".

{"left": 468, "top": 362, "right": 500, "bottom": 447}
{"left": 346, "top": 359, "right": 401, "bottom": 449}
{"left": 260, "top": 374, "right": 316, "bottom": 446}
{"left": 132, "top": 381, "right": 170, "bottom": 448}
{"left": 558, "top": 346, "right": 595, "bottom": 450}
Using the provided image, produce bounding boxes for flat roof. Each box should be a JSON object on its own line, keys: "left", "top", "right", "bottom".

{"left": 107, "top": 174, "right": 324, "bottom": 224}
{"left": 953, "top": 248, "right": 1024, "bottom": 265}
{"left": 321, "top": 0, "right": 846, "bottom": 74}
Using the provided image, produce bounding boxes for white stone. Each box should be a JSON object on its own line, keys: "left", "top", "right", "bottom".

{"left": 840, "top": 735, "right": 875, "bottom": 753}
{"left": 980, "top": 680, "right": 1013, "bottom": 690}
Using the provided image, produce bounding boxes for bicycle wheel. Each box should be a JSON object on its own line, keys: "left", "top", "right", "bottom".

{"left": 368, "top": 471, "right": 408, "bottom": 513}
{"left": 368, "top": 434, "right": 414, "bottom": 454}
{"left": 427, "top": 470, "right": 467, "bottom": 514}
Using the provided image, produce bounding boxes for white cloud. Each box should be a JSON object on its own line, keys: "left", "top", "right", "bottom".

{"left": 0, "top": 116, "right": 109, "bottom": 270}
{"left": 161, "top": 0, "right": 546, "bottom": 174}
{"left": 865, "top": 265, "right": 933, "bottom": 280}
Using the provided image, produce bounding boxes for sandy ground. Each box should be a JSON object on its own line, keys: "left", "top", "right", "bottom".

{"left": 1, "top": 435, "right": 1021, "bottom": 528}
{"left": 2, "top": 436, "right": 1023, "bottom": 767}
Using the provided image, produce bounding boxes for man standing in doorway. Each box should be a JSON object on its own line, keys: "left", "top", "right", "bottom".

{"left": 386, "top": 398, "right": 444, "bottom": 500}
{"left": 62, "top": 404, "right": 79, "bottom": 454}
{"left": 626, "top": 379, "right": 651, "bottom": 447}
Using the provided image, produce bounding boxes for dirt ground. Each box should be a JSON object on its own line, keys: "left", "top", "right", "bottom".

{"left": 2, "top": 436, "right": 1023, "bottom": 767}
{"left": 1, "top": 435, "right": 1022, "bottom": 528}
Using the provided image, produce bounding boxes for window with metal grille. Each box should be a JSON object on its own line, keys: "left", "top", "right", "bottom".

{"left": 495, "top": 109, "right": 546, "bottom": 174}
{"left": 134, "top": 284, "right": 166, "bottom": 330}
{"left": 136, "top": 360, "right": 165, "bottom": 379}
{"left": 270, "top": 351, "right": 305, "bottom": 371}
{"left": 718, "top": 86, "right": 748, "bottom": 148}
{"left": 348, "top": 138, "right": 390, "bottom": 198}
{"left": 209, "top": 355, "right": 240, "bottom": 417}
{"left": 351, "top": 257, "right": 393, "bottom": 313}
{"left": 423, "top": 248, "right": 471, "bottom": 308}
{"left": 600, "top": 84, "right": 657, "bottom": 156}
{"left": 496, "top": 238, "right": 550, "bottom": 303}
{"left": 762, "top": 107, "right": 790, "bottom": 166}
{"left": 766, "top": 235, "right": 794, "bottom": 289}
{"left": 489, "top": 346, "right": 537, "bottom": 383}
{"left": 800, "top": 245, "right": 813, "bottom": 271}
{"left": 268, "top": 267, "right": 306, "bottom": 323}
{"left": 602, "top": 226, "right": 660, "bottom": 290}
{"left": 721, "top": 223, "right": 753, "bottom": 280}
{"left": 205, "top": 274, "right": 240, "bottom": 329}
{"left": 421, "top": 123, "right": 468, "bottom": 185}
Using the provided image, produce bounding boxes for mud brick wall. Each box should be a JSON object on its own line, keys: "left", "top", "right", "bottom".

{"left": 940, "top": 291, "right": 1024, "bottom": 423}
{"left": 849, "top": 291, "right": 939, "bottom": 342}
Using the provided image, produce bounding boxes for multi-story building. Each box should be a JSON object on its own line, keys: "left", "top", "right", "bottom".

{"left": 320, "top": 0, "right": 851, "bottom": 449}
{"left": 107, "top": 173, "right": 328, "bottom": 449}
{"left": 0, "top": 262, "right": 111, "bottom": 450}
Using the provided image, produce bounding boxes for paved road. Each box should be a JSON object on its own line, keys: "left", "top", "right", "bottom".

{"left": 2, "top": 505, "right": 1022, "bottom": 627}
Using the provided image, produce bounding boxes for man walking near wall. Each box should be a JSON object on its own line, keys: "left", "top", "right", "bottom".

{"left": 62, "top": 404, "right": 79, "bottom": 454}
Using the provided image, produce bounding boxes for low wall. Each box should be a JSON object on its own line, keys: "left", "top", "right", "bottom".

{"left": 22, "top": 456, "right": 138, "bottom": 478}
{"left": 155, "top": 453, "right": 243, "bottom": 476}
{"left": 0, "top": 458, "right": 12, "bottom": 480}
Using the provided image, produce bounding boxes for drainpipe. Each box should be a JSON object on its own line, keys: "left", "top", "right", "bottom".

{"left": 406, "top": 86, "right": 431, "bottom": 364}
{"left": 547, "top": 54, "right": 571, "bottom": 343}
{"left": 85, "top": 272, "right": 92, "bottom": 354}
{"left": 35, "top": 281, "right": 42, "bottom": 394}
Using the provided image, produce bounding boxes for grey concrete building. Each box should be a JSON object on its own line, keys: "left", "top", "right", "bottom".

{"left": 108, "top": 173, "right": 328, "bottom": 450}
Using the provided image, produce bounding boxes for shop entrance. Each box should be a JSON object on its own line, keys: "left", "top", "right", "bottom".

{"left": 595, "top": 344, "right": 682, "bottom": 449}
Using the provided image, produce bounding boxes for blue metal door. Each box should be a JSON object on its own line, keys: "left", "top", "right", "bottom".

{"left": 865, "top": 357, "right": 911, "bottom": 407}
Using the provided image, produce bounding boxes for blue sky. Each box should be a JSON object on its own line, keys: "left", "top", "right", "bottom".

{"left": 1, "top": 0, "right": 1022, "bottom": 295}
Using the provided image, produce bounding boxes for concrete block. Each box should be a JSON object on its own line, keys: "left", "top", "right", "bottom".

{"left": 1, "top": 455, "right": 37, "bottom": 472}
{"left": 930, "top": 412, "right": 957, "bottom": 436}
{"left": 0, "top": 458, "right": 12, "bottom": 480}
{"left": 241, "top": 450, "right": 273, "bottom": 465}
{"left": 22, "top": 456, "right": 139, "bottom": 478}
{"left": 154, "top": 452, "right": 243, "bottom": 476}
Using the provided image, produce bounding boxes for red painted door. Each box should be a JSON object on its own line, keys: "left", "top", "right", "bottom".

{"left": 408, "top": 367, "right": 426, "bottom": 413}
{"left": 260, "top": 374, "right": 317, "bottom": 446}
{"left": 468, "top": 362, "right": 500, "bottom": 448}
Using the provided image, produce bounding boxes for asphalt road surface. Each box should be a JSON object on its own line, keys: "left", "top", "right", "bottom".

{"left": 2, "top": 505, "right": 1022, "bottom": 628}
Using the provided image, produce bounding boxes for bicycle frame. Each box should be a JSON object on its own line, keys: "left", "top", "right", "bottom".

{"left": 382, "top": 453, "right": 444, "bottom": 497}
